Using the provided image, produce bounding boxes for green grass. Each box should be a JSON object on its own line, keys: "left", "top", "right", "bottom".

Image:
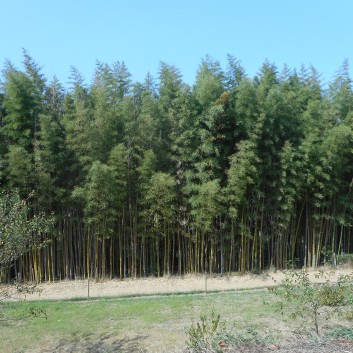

{"left": 0, "top": 288, "right": 348, "bottom": 353}
{"left": 0, "top": 289, "right": 276, "bottom": 353}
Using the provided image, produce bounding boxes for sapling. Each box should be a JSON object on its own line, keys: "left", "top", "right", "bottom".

{"left": 270, "top": 269, "right": 353, "bottom": 336}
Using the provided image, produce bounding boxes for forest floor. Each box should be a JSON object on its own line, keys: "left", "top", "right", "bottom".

{"left": 7, "top": 265, "right": 353, "bottom": 301}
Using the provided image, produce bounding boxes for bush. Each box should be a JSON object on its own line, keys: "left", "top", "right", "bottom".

{"left": 186, "top": 312, "right": 273, "bottom": 352}
{"left": 270, "top": 269, "right": 353, "bottom": 336}
{"left": 337, "top": 253, "right": 353, "bottom": 266}
{"left": 186, "top": 310, "right": 226, "bottom": 352}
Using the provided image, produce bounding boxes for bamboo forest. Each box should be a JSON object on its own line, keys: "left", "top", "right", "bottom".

{"left": 1, "top": 52, "right": 353, "bottom": 283}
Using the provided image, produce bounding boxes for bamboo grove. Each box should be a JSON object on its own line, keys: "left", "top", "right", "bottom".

{"left": 1, "top": 51, "right": 353, "bottom": 282}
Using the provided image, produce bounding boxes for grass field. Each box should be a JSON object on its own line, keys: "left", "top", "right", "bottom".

{"left": 0, "top": 287, "right": 351, "bottom": 353}
{"left": 0, "top": 289, "right": 282, "bottom": 353}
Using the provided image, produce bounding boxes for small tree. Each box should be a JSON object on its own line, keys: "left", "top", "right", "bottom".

{"left": 270, "top": 269, "right": 353, "bottom": 336}
{"left": 0, "top": 189, "right": 53, "bottom": 320}
{"left": 0, "top": 190, "right": 53, "bottom": 272}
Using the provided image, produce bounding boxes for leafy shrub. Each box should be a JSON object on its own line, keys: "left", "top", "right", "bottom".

{"left": 318, "top": 284, "right": 345, "bottom": 307}
{"left": 186, "top": 310, "right": 226, "bottom": 352}
{"left": 337, "top": 253, "right": 353, "bottom": 266}
{"left": 270, "top": 269, "right": 353, "bottom": 336}
{"left": 186, "top": 313, "right": 273, "bottom": 352}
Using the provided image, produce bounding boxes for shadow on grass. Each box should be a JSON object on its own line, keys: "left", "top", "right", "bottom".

{"left": 40, "top": 332, "right": 148, "bottom": 353}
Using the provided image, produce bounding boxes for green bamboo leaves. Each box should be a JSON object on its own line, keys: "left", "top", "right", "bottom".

{"left": 1, "top": 52, "right": 353, "bottom": 280}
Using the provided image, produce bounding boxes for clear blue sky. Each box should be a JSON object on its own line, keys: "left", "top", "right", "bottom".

{"left": 1, "top": 0, "right": 353, "bottom": 87}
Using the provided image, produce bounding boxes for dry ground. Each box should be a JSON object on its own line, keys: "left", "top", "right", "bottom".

{"left": 4, "top": 266, "right": 353, "bottom": 301}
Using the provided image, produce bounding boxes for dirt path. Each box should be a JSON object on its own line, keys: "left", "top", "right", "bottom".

{"left": 6, "top": 266, "right": 353, "bottom": 301}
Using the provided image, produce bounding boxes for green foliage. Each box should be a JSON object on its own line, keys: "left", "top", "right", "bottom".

{"left": 145, "top": 172, "right": 176, "bottom": 229}
{"left": 337, "top": 253, "right": 353, "bottom": 265}
{"left": 72, "top": 160, "right": 118, "bottom": 237}
{"left": 227, "top": 140, "right": 258, "bottom": 219}
{"left": 63, "top": 67, "right": 93, "bottom": 170}
{"left": 186, "top": 310, "right": 226, "bottom": 352}
{"left": 90, "top": 62, "right": 127, "bottom": 162}
{"left": 328, "top": 59, "right": 353, "bottom": 122}
{"left": 2, "top": 51, "right": 353, "bottom": 280}
{"left": 158, "top": 62, "right": 183, "bottom": 110}
{"left": 6, "top": 145, "right": 33, "bottom": 194}
{"left": 137, "top": 149, "right": 157, "bottom": 197}
{"left": 0, "top": 191, "right": 54, "bottom": 267}
{"left": 35, "top": 78, "right": 72, "bottom": 208}
{"left": 194, "top": 56, "right": 225, "bottom": 108}
{"left": 225, "top": 54, "right": 245, "bottom": 90}
{"left": 190, "top": 179, "right": 223, "bottom": 233}
{"left": 270, "top": 270, "right": 353, "bottom": 335}
{"left": 108, "top": 143, "right": 128, "bottom": 209}
{"left": 2, "top": 70, "right": 37, "bottom": 150}
{"left": 186, "top": 311, "right": 274, "bottom": 352}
